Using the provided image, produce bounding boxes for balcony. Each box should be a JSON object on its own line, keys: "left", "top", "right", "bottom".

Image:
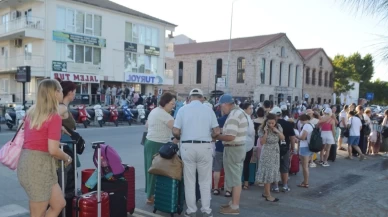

{"left": 0, "top": 55, "right": 44, "bottom": 72}
{"left": 0, "top": 16, "right": 45, "bottom": 41}
{"left": 0, "top": 0, "right": 44, "bottom": 8}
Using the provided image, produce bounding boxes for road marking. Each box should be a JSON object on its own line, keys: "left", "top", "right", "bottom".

{"left": 0, "top": 204, "right": 29, "bottom": 217}
{"left": 134, "top": 208, "right": 164, "bottom": 217}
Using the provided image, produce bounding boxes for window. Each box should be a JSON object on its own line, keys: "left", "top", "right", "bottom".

{"left": 137, "top": 54, "right": 157, "bottom": 74}
{"left": 216, "top": 59, "right": 222, "bottom": 78}
{"left": 269, "top": 95, "right": 274, "bottom": 101}
{"left": 312, "top": 69, "right": 316, "bottom": 85}
{"left": 24, "top": 43, "right": 32, "bottom": 60}
{"left": 281, "top": 47, "right": 285, "bottom": 57}
{"left": 269, "top": 60, "right": 273, "bottom": 85}
{"left": 56, "top": 43, "right": 101, "bottom": 65}
{"left": 318, "top": 97, "right": 322, "bottom": 104}
{"left": 0, "top": 79, "right": 9, "bottom": 94}
{"left": 129, "top": 23, "right": 159, "bottom": 46}
{"left": 279, "top": 62, "right": 283, "bottom": 86}
{"left": 260, "top": 94, "right": 265, "bottom": 102}
{"left": 57, "top": 7, "right": 102, "bottom": 36}
{"left": 324, "top": 71, "right": 328, "bottom": 87}
{"left": 237, "top": 57, "right": 245, "bottom": 83}
{"left": 261, "top": 58, "right": 266, "bottom": 84}
{"left": 318, "top": 70, "right": 322, "bottom": 86}
{"left": 305, "top": 68, "right": 310, "bottom": 84}
{"left": 196, "top": 60, "right": 202, "bottom": 84}
{"left": 329, "top": 73, "right": 334, "bottom": 87}
{"left": 295, "top": 65, "right": 299, "bottom": 87}
{"left": 288, "top": 64, "right": 292, "bottom": 87}
{"left": 295, "top": 96, "right": 298, "bottom": 102}
{"left": 319, "top": 57, "right": 323, "bottom": 66}
{"left": 124, "top": 52, "right": 137, "bottom": 72}
{"left": 178, "top": 61, "right": 183, "bottom": 84}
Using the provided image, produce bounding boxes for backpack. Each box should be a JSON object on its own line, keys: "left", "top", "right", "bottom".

{"left": 93, "top": 144, "right": 125, "bottom": 176}
{"left": 308, "top": 124, "right": 324, "bottom": 152}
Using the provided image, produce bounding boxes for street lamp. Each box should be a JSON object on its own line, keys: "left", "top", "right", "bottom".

{"left": 225, "top": 0, "right": 240, "bottom": 94}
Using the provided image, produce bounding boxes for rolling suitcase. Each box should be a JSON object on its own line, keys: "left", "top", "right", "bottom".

{"left": 289, "top": 153, "right": 299, "bottom": 175}
{"left": 73, "top": 141, "right": 110, "bottom": 217}
{"left": 328, "top": 144, "right": 337, "bottom": 162}
{"left": 122, "top": 165, "right": 136, "bottom": 215}
{"left": 153, "top": 175, "right": 184, "bottom": 217}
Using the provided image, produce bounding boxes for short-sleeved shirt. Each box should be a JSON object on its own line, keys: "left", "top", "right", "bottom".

{"left": 23, "top": 114, "right": 62, "bottom": 152}
{"left": 223, "top": 107, "right": 248, "bottom": 145}
{"left": 215, "top": 115, "right": 228, "bottom": 152}
{"left": 146, "top": 107, "right": 174, "bottom": 143}
{"left": 174, "top": 100, "right": 218, "bottom": 141}
{"left": 277, "top": 119, "right": 295, "bottom": 147}
{"left": 300, "top": 124, "right": 314, "bottom": 148}
{"left": 349, "top": 117, "right": 362, "bottom": 136}
{"left": 339, "top": 111, "right": 347, "bottom": 128}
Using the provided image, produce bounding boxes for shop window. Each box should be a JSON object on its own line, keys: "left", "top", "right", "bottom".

{"left": 178, "top": 61, "right": 183, "bottom": 84}
{"left": 196, "top": 60, "right": 202, "bottom": 84}
{"left": 216, "top": 58, "right": 222, "bottom": 78}
{"left": 260, "top": 94, "right": 265, "bottom": 102}
{"left": 260, "top": 58, "right": 265, "bottom": 84}
{"left": 237, "top": 57, "right": 245, "bottom": 83}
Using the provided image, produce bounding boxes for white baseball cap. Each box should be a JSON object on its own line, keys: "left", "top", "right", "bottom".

{"left": 324, "top": 108, "right": 332, "bottom": 115}
{"left": 189, "top": 88, "right": 203, "bottom": 96}
{"left": 280, "top": 105, "right": 288, "bottom": 111}
{"left": 270, "top": 106, "right": 282, "bottom": 115}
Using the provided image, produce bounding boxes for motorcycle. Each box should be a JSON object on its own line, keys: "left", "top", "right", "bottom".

{"left": 5, "top": 105, "right": 25, "bottom": 130}
{"left": 122, "top": 105, "right": 134, "bottom": 125}
{"left": 100, "top": 105, "right": 119, "bottom": 127}
{"left": 71, "top": 105, "right": 90, "bottom": 128}
{"left": 93, "top": 104, "right": 104, "bottom": 127}
{"left": 136, "top": 104, "right": 146, "bottom": 124}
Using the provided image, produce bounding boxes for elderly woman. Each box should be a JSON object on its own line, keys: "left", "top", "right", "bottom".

{"left": 144, "top": 92, "right": 176, "bottom": 204}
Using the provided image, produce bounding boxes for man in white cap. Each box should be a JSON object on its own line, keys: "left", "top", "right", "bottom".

{"left": 173, "top": 88, "right": 220, "bottom": 217}
{"left": 215, "top": 94, "right": 248, "bottom": 215}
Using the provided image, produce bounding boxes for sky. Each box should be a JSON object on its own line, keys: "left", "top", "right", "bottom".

{"left": 113, "top": 0, "right": 388, "bottom": 81}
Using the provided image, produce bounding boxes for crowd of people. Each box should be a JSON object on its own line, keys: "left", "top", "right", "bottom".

{"left": 143, "top": 88, "right": 388, "bottom": 216}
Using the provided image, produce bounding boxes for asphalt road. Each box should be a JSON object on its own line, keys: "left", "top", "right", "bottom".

{"left": 0, "top": 124, "right": 387, "bottom": 217}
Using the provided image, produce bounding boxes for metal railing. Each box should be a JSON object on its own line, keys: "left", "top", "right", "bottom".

{"left": 0, "top": 16, "right": 45, "bottom": 35}
{"left": 0, "top": 55, "right": 44, "bottom": 71}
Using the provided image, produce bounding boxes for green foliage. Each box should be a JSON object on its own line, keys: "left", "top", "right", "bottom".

{"left": 360, "top": 79, "right": 388, "bottom": 104}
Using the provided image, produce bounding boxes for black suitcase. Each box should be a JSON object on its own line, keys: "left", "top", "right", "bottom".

{"left": 328, "top": 144, "right": 337, "bottom": 162}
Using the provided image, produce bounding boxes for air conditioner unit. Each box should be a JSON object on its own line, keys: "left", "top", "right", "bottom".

{"left": 14, "top": 39, "right": 23, "bottom": 48}
{"left": 11, "top": 11, "right": 21, "bottom": 20}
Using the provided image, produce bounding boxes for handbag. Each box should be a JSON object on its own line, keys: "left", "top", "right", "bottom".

{"left": 63, "top": 125, "right": 85, "bottom": 155}
{"left": 148, "top": 153, "right": 183, "bottom": 181}
{"left": 0, "top": 121, "right": 25, "bottom": 170}
{"left": 159, "top": 142, "right": 179, "bottom": 159}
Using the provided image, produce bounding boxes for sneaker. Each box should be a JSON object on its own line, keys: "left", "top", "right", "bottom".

{"left": 202, "top": 212, "right": 213, "bottom": 217}
{"left": 309, "top": 162, "right": 317, "bottom": 168}
{"left": 318, "top": 161, "right": 324, "bottom": 165}
{"left": 219, "top": 206, "right": 240, "bottom": 215}
{"left": 271, "top": 187, "right": 280, "bottom": 193}
{"left": 185, "top": 212, "right": 197, "bottom": 217}
{"left": 322, "top": 162, "right": 330, "bottom": 167}
{"left": 282, "top": 186, "right": 291, "bottom": 192}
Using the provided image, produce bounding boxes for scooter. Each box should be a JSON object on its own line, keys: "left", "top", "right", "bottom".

{"left": 5, "top": 105, "right": 25, "bottom": 130}
{"left": 15, "top": 105, "right": 25, "bottom": 128}
{"left": 122, "top": 105, "right": 134, "bottom": 125}
{"left": 108, "top": 105, "right": 119, "bottom": 127}
{"left": 136, "top": 104, "right": 146, "bottom": 125}
{"left": 93, "top": 104, "right": 104, "bottom": 127}
{"left": 71, "top": 105, "right": 90, "bottom": 128}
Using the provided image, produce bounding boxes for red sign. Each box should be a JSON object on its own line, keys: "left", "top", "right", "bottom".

{"left": 51, "top": 72, "right": 101, "bottom": 83}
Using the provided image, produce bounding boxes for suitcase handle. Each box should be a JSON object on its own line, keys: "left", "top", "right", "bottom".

{"left": 59, "top": 143, "right": 68, "bottom": 217}
{"left": 91, "top": 141, "right": 104, "bottom": 217}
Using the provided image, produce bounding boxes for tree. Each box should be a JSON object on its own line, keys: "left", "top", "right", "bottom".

{"left": 332, "top": 53, "right": 375, "bottom": 94}
{"left": 360, "top": 79, "right": 388, "bottom": 104}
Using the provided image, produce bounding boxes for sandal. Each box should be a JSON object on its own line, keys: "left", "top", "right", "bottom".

{"left": 297, "top": 182, "right": 309, "bottom": 188}
{"left": 213, "top": 189, "right": 221, "bottom": 195}
{"left": 146, "top": 197, "right": 154, "bottom": 205}
{"left": 225, "top": 191, "right": 232, "bottom": 197}
{"left": 243, "top": 185, "right": 249, "bottom": 190}
{"left": 265, "top": 196, "right": 279, "bottom": 202}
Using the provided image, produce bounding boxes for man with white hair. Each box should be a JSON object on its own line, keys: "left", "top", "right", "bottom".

{"left": 173, "top": 88, "right": 220, "bottom": 217}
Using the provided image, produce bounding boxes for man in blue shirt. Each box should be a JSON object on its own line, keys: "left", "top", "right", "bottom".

{"left": 212, "top": 113, "right": 231, "bottom": 197}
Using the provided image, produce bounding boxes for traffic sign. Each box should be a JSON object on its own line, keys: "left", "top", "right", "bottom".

{"left": 366, "top": 92, "right": 374, "bottom": 100}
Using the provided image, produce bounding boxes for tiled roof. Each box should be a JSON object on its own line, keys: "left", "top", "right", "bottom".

{"left": 298, "top": 48, "right": 322, "bottom": 60}
{"left": 175, "top": 33, "right": 286, "bottom": 55}
{"left": 71, "top": 0, "right": 177, "bottom": 27}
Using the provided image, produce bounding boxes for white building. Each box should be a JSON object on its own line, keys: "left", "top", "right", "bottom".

{"left": 0, "top": 0, "right": 176, "bottom": 104}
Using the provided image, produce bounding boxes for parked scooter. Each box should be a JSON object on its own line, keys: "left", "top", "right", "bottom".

{"left": 71, "top": 104, "right": 90, "bottom": 128}
{"left": 136, "top": 104, "right": 146, "bottom": 124}
{"left": 94, "top": 104, "right": 104, "bottom": 127}
{"left": 122, "top": 105, "right": 134, "bottom": 125}
{"left": 5, "top": 105, "right": 25, "bottom": 130}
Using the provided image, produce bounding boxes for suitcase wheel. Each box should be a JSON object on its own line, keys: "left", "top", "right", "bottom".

{"left": 130, "top": 209, "right": 135, "bottom": 214}
{"left": 153, "top": 208, "right": 157, "bottom": 213}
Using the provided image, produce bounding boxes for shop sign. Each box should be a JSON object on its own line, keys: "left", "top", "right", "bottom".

{"left": 51, "top": 72, "right": 101, "bottom": 83}
{"left": 124, "top": 42, "right": 137, "bottom": 52}
{"left": 52, "top": 61, "right": 67, "bottom": 72}
{"left": 144, "top": 45, "right": 160, "bottom": 56}
{"left": 124, "top": 72, "right": 163, "bottom": 85}
{"left": 16, "top": 66, "right": 31, "bottom": 82}
{"left": 53, "top": 31, "right": 106, "bottom": 47}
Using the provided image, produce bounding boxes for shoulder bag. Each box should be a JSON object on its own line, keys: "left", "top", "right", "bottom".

{"left": 159, "top": 142, "right": 179, "bottom": 159}
{"left": 0, "top": 121, "right": 25, "bottom": 170}
{"left": 63, "top": 125, "right": 85, "bottom": 155}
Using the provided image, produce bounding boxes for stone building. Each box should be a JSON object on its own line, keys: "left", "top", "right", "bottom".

{"left": 166, "top": 33, "right": 304, "bottom": 104}
{"left": 298, "top": 48, "right": 334, "bottom": 105}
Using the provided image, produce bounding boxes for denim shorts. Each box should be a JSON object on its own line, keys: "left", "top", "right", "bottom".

{"left": 348, "top": 136, "right": 360, "bottom": 146}
{"left": 299, "top": 147, "right": 312, "bottom": 157}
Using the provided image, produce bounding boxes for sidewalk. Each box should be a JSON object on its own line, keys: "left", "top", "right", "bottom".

{"left": 0, "top": 150, "right": 387, "bottom": 217}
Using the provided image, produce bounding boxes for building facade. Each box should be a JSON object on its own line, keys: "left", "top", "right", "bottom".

{"left": 0, "top": 0, "right": 176, "bottom": 104}
{"left": 298, "top": 48, "right": 334, "bottom": 105}
{"left": 168, "top": 33, "right": 304, "bottom": 105}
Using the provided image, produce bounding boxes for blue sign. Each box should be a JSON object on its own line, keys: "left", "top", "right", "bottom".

{"left": 124, "top": 72, "right": 163, "bottom": 84}
{"left": 366, "top": 92, "right": 374, "bottom": 100}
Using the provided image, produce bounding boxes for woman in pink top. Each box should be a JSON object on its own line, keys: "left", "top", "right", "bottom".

{"left": 318, "top": 108, "right": 336, "bottom": 167}
{"left": 17, "top": 79, "right": 73, "bottom": 217}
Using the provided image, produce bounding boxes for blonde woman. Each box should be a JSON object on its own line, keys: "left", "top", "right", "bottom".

{"left": 17, "top": 79, "right": 72, "bottom": 217}
{"left": 317, "top": 108, "right": 336, "bottom": 167}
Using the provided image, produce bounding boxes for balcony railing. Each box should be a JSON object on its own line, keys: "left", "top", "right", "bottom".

{"left": 0, "top": 55, "right": 44, "bottom": 71}
{"left": 0, "top": 16, "right": 45, "bottom": 36}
